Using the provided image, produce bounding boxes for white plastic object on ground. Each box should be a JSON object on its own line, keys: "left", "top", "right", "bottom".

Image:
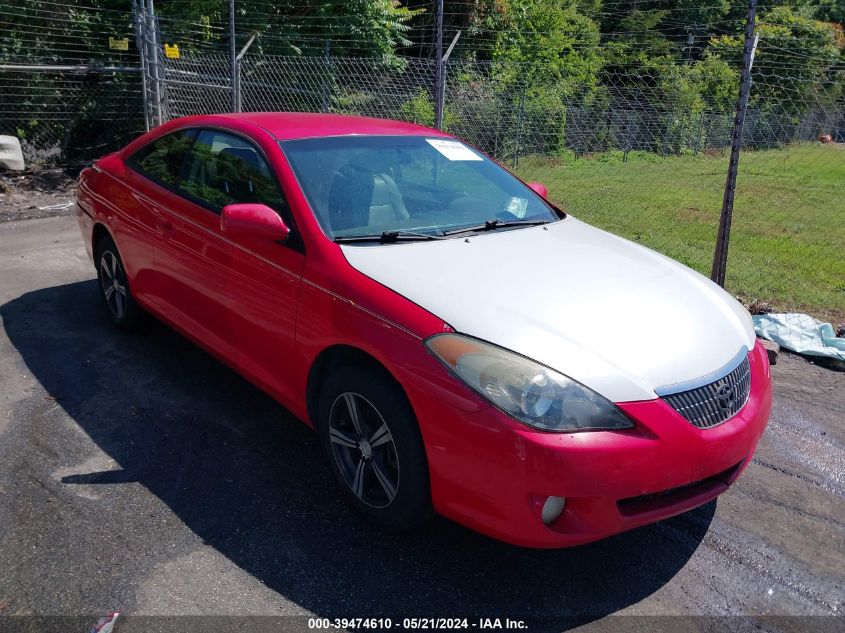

{"left": 37, "top": 201, "right": 74, "bottom": 211}
{"left": 0, "top": 135, "right": 25, "bottom": 171}
{"left": 753, "top": 313, "right": 845, "bottom": 362}
{"left": 89, "top": 611, "right": 120, "bottom": 633}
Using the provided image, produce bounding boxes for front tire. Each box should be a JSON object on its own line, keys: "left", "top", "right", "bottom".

{"left": 317, "top": 366, "right": 432, "bottom": 531}
{"left": 95, "top": 234, "right": 144, "bottom": 330}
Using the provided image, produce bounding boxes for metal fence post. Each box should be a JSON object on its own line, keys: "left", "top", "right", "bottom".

{"left": 235, "top": 34, "right": 255, "bottom": 113}
{"left": 433, "top": 0, "right": 444, "bottom": 129}
{"left": 513, "top": 82, "right": 526, "bottom": 168}
{"left": 694, "top": 111, "right": 705, "bottom": 156}
{"left": 145, "top": 0, "right": 163, "bottom": 127}
{"left": 439, "top": 62, "right": 448, "bottom": 130}
{"left": 233, "top": 59, "right": 241, "bottom": 112}
{"left": 711, "top": 0, "right": 759, "bottom": 286}
{"left": 132, "top": 0, "right": 150, "bottom": 131}
{"left": 321, "top": 40, "right": 331, "bottom": 113}
{"left": 438, "top": 31, "right": 461, "bottom": 132}
{"left": 154, "top": 12, "right": 164, "bottom": 124}
{"left": 229, "top": 0, "right": 237, "bottom": 112}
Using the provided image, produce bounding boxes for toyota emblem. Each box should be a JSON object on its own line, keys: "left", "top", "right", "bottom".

{"left": 715, "top": 383, "right": 736, "bottom": 410}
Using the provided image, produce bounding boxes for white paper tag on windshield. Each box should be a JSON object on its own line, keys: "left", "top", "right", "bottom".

{"left": 426, "top": 139, "right": 482, "bottom": 161}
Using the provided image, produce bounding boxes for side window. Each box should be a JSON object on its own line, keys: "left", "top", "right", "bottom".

{"left": 127, "top": 130, "right": 195, "bottom": 187}
{"left": 180, "top": 129, "right": 288, "bottom": 216}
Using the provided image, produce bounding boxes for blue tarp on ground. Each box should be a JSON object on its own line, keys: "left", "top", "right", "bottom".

{"left": 753, "top": 313, "right": 845, "bottom": 362}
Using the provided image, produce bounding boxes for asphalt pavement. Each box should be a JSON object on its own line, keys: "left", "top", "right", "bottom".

{"left": 0, "top": 216, "right": 842, "bottom": 632}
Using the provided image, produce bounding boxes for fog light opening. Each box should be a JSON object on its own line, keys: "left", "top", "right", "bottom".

{"left": 541, "top": 496, "right": 566, "bottom": 525}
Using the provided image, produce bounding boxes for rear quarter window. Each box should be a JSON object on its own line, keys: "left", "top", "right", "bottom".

{"left": 127, "top": 130, "right": 195, "bottom": 187}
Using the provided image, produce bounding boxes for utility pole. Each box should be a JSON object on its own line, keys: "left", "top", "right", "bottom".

{"left": 711, "top": 0, "right": 758, "bottom": 287}
{"left": 434, "top": 0, "right": 444, "bottom": 129}
{"left": 229, "top": 0, "right": 237, "bottom": 112}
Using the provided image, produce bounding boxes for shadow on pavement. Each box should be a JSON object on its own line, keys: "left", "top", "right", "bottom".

{"left": 1, "top": 281, "right": 715, "bottom": 625}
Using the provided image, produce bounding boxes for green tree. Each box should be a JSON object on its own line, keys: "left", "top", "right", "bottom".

{"left": 493, "top": 0, "right": 602, "bottom": 95}
{"left": 251, "top": 0, "right": 420, "bottom": 60}
{"left": 0, "top": 0, "right": 135, "bottom": 64}
{"left": 707, "top": 6, "right": 841, "bottom": 114}
{"left": 485, "top": 0, "right": 603, "bottom": 155}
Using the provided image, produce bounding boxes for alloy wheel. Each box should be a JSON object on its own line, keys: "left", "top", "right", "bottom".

{"left": 328, "top": 391, "right": 400, "bottom": 509}
{"left": 99, "top": 250, "right": 128, "bottom": 320}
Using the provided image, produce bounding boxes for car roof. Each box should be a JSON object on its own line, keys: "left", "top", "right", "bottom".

{"left": 203, "top": 112, "right": 450, "bottom": 141}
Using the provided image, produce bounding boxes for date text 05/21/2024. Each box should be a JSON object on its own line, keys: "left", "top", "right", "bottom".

{"left": 307, "top": 618, "right": 528, "bottom": 630}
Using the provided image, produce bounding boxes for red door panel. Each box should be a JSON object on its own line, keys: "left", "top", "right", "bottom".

{"left": 226, "top": 238, "right": 305, "bottom": 406}
{"left": 92, "top": 164, "right": 160, "bottom": 303}
{"left": 152, "top": 194, "right": 240, "bottom": 362}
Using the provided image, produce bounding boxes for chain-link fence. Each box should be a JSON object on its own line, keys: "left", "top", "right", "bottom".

{"left": 726, "top": 66, "right": 844, "bottom": 320}
{"left": 162, "top": 52, "right": 231, "bottom": 118}
{"left": 2, "top": 1, "right": 843, "bottom": 322}
{"left": 162, "top": 54, "right": 439, "bottom": 122}
{"left": 157, "top": 49, "right": 844, "bottom": 321}
{"left": 0, "top": 0, "right": 146, "bottom": 165}
{"left": 0, "top": 64, "right": 145, "bottom": 165}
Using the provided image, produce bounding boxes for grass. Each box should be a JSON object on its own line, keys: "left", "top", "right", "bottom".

{"left": 515, "top": 143, "right": 845, "bottom": 323}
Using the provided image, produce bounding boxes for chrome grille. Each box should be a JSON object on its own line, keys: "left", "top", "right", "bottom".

{"left": 662, "top": 356, "right": 751, "bottom": 429}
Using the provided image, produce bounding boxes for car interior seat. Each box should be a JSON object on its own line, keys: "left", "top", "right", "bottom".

{"left": 328, "top": 164, "right": 375, "bottom": 231}
{"left": 370, "top": 171, "right": 410, "bottom": 225}
{"left": 328, "top": 163, "right": 411, "bottom": 232}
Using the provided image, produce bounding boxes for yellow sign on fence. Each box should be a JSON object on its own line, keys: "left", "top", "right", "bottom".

{"left": 164, "top": 43, "right": 180, "bottom": 59}
{"left": 108, "top": 37, "right": 129, "bottom": 51}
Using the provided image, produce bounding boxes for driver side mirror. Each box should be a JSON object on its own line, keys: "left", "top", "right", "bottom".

{"left": 528, "top": 182, "right": 548, "bottom": 199}
{"left": 220, "top": 203, "right": 290, "bottom": 242}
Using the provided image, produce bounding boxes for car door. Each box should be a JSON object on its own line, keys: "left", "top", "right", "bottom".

{"left": 149, "top": 128, "right": 240, "bottom": 362}
{"left": 205, "top": 134, "right": 306, "bottom": 406}
{"left": 119, "top": 129, "right": 197, "bottom": 304}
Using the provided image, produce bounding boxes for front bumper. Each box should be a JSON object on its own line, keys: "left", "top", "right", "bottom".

{"left": 406, "top": 340, "right": 772, "bottom": 548}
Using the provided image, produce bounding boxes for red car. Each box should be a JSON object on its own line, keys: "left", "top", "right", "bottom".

{"left": 76, "top": 113, "right": 772, "bottom": 548}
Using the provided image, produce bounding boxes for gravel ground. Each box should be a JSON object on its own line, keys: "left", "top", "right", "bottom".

{"left": 0, "top": 169, "right": 78, "bottom": 223}
{"left": 0, "top": 216, "right": 842, "bottom": 633}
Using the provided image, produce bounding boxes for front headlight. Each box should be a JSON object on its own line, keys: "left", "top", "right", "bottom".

{"left": 425, "top": 334, "right": 633, "bottom": 432}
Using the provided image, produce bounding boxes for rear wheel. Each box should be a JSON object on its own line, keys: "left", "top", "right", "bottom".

{"left": 95, "top": 234, "right": 144, "bottom": 330}
{"left": 317, "top": 366, "right": 432, "bottom": 531}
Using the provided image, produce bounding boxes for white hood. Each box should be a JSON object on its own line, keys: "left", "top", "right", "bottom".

{"left": 340, "top": 217, "right": 755, "bottom": 403}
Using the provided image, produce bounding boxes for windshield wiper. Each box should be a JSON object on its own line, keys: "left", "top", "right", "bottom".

{"left": 334, "top": 230, "right": 446, "bottom": 244}
{"left": 442, "top": 219, "right": 550, "bottom": 236}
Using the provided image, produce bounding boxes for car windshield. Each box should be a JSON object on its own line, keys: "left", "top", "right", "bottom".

{"left": 279, "top": 135, "right": 559, "bottom": 242}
